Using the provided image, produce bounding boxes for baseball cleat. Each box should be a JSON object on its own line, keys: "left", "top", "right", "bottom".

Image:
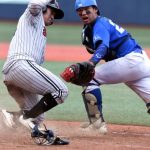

{"left": 80, "top": 122, "right": 91, "bottom": 128}
{"left": 92, "top": 119, "right": 108, "bottom": 134}
{"left": 1, "top": 109, "right": 15, "bottom": 128}
{"left": 52, "top": 137, "right": 70, "bottom": 145}
{"left": 80, "top": 120, "right": 108, "bottom": 134}
{"left": 98, "top": 122, "right": 108, "bottom": 134}
{"left": 80, "top": 123, "right": 94, "bottom": 132}
{"left": 31, "top": 125, "right": 70, "bottom": 145}
{"left": 18, "top": 115, "right": 35, "bottom": 129}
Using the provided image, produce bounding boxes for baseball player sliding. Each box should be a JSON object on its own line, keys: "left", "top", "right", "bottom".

{"left": 1, "top": 0, "right": 69, "bottom": 145}
{"left": 61, "top": 0, "right": 150, "bottom": 134}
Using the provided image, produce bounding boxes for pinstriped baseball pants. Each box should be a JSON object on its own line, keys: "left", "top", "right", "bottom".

{"left": 3, "top": 59, "right": 69, "bottom": 124}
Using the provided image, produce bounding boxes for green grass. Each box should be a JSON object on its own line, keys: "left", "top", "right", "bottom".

{"left": 0, "top": 22, "right": 150, "bottom": 47}
{"left": 0, "top": 60, "right": 150, "bottom": 126}
{"left": 126, "top": 27, "right": 150, "bottom": 47}
{"left": 0, "top": 22, "right": 82, "bottom": 45}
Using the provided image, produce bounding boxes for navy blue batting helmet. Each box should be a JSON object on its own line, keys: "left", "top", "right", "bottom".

{"left": 47, "top": 0, "right": 64, "bottom": 19}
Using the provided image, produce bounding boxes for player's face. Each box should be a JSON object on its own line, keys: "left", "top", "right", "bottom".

{"left": 43, "top": 8, "right": 56, "bottom": 26}
{"left": 77, "top": 6, "right": 98, "bottom": 24}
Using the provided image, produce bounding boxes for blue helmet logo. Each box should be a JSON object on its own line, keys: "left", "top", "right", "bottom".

{"left": 75, "top": 0, "right": 98, "bottom": 10}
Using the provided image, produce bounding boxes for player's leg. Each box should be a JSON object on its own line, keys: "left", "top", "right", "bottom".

{"left": 1, "top": 83, "right": 27, "bottom": 128}
{"left": 93, "top": 51, "right": 150, "bottom": 85}
{"left": 2, "top": 82, "right": 44, "bottom": 128}
{"left": 22, "top": 60, "right": 68, "bottom": 119}
{"left": 79, "top": 56, "right": 132, "bottom": 133}
{"left": 81, "top": 84, "right": 107, "bottom": 134}
{"left": 19, "top": 91, "right": 45, "bottom": 125}
{"left": 125, "top": 76, "right": 150, "bottom": 114}
{"left": 84, "top": 51, "right": 150, "bottom": 133}
{"left": 4, "top": 60, "right": 68, "bottom": 120}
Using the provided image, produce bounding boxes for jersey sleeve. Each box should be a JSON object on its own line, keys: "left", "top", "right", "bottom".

{"left": 93, "top": 21, "right": 110, "bottom": 48}
{"left": 89, "top": 43, "right": 108, "bottom": 65}
{"left": 28, "top": 0, "right": 50, "bottom": 16}
{"left": 24, "top": 0, "right": 50, "bottom": 25}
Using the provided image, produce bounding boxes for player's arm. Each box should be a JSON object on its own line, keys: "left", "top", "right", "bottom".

{"left": 89, "top": 43, "right": 108, "bottom": 66}
{"left": 28, "top": 0, "right": 52, "bottom": 16}
{"left": 89, "top": 23, "right": 109, "bottom": 65}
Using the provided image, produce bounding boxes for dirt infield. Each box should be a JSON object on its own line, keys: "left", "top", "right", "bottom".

{"left": 0, "top": 120, "right": 150, "bottom": 150}
{"left": 0, "top": 43, "right": 150, "bottom": 150}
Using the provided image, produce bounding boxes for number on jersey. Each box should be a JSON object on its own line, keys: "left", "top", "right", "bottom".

{"left": 109, "top": 19, "right": 125, "bottom": 34}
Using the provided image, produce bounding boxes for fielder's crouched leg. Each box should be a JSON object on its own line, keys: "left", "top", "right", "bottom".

{"left": 81, "top": 89, "right": 108, "bottom": 134}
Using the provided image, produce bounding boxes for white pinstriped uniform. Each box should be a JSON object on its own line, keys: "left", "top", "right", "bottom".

{"left": 2, "top": 0, "right": 68, "bottom": 124}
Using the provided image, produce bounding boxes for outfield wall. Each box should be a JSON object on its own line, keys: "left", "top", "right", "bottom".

{"left": 0, "top": 0, "right": 150, "bottom": 25}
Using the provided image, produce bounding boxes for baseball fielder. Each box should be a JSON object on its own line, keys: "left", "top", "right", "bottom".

{"left": 1, "top": 0, "right": 68, "bottom": 130}
{"left": 72, "top": 0, "right": 150, "bottom": 133}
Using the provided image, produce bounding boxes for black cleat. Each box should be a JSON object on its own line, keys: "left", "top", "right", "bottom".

{"left": 52, "top": 137, "right": 70, "bottom": 145}
{"left": 31, "top": 125, "right": 69, "bottom": 145}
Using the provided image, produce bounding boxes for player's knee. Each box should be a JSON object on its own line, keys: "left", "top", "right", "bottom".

{"left": 61, "top": 88, "right": 69, "bottom": 101}
{"left": 63, "top": 85, "right": 69, "bottom": 98}
{"left": 84, "top": 84, "right": 99, "bottom": 93}
{"left": 5, "top": 83, "right": 23, "bottom": 98}
{"left": 54, "top": 87, "right": 69, "bottom": 104}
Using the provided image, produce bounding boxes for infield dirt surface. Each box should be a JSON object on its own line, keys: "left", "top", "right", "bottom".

{"left": 0, "top": 43, "right": 150, "bottom": 150}
{"left": 0, "top": 120, "right": 150, "bottom": 150}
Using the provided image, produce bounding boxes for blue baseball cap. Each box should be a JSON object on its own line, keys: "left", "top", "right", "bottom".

{"left": 75, "top": 0, "right": 100, "bottom": 15}
{"left": 75, "top": 0, "right": 97, "bottom": 10}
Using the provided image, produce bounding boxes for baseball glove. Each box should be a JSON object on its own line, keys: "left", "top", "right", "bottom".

{"left": 60, "top": 61, "right": 95, "bottom": 86}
